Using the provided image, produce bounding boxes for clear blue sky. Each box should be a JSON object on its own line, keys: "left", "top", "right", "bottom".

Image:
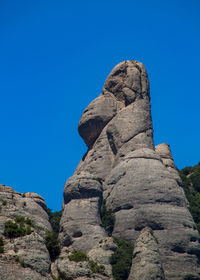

{"left": 0, "top": 0, "right": 200, "bottom": 211}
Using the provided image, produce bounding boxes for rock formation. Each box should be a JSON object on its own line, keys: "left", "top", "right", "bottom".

{"left": 60, "top": 61, "right": 200, "bottom": 279}
{"left": 128, "top": 227, "right": 165, "bottom": 280}
{"left": 0, "top": 184, "right": 52, "bottom": 280}
{"left": 0, "top": 60, "right": 200, "bottom": 280}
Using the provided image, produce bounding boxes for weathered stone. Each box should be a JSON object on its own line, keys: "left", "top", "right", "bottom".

{"left": 60, "top": 197, "right": 106, "bottom": 252}
{"left": 88, "top": 237, "right": 117, "bottom": 276}
{"left": 155, "top": 143, "right": 182, "bottom": 185}
{"left": 0, "top": 257, "right": 51, "bottom": 280}
{"left": 78, "top": 94, "right": 120, "bottom": 147}
{"left": 24, "top": 192, "right": 48, "bottom": 211}
{"left": 0, "top": 185, "right": 52, "bottom": 279}
{"left": 60, "top": 60, "right": 200, "bottom": 279}
{"left": 128, "top": 227, "right": 165, "bottom": 280}
{"left": 103, "top": 61, "right": 150, "bottom": 104}
{"left": 51, "top": 248, "right": 111, "bottom": 280}
{"left": 63, "top": 172, "right": 103, "bottom": 204}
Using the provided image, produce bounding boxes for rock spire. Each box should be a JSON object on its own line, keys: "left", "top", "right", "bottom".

{"left": 60, "top": 61, "right": 200, "bottom": 279}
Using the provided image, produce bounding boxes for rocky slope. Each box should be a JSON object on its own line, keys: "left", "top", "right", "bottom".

{"left": 0, "top": 60, "right": 200, "bottom": 280}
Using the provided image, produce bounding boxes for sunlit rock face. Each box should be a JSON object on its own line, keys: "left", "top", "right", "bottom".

{"left": 60, "top": 61, "right": 200, "bottom": 279}
{"left": 0, "top": 185, "right": 52, "bottom": 280}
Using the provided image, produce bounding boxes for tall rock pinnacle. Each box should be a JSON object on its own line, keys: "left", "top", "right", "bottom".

{"left": 60, "top": 61, "right": 200, "bottom": 279}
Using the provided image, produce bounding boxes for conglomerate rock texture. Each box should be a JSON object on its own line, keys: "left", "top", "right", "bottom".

{"left": 60, "top": 61, "right": 200, "bottom": 280}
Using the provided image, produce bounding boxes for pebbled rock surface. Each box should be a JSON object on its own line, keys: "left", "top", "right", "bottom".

{"left": 60, "top": 60, "right": 200, "bottom": 279}
{"left": 0, "top": 184, "right": 52, "bottom": 280}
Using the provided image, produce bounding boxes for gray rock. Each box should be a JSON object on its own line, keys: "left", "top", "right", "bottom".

{"left": 0, "top": 185, "right": 52, "bottom": 279}
{"left": 128, "top": 227, "right": 165, "bottom": 280}
{"left": 51, "top": 247, "right": 111, "bottom": 280}
{"left": 60, "top": 60, "right": 200, "bottom": 279}
{"left": 0, "top": 258, "right": 51, "bottom": 280}
{"left": 60, "top": 197, "right": 106, "bottom": 252}
{"left": 155, "top": 143, "right": 182, "bottom": 185}
{"left": 88, "top": 237, "right": 117, "bottom": 276}
{"left": 103, "top": 61, "right": 150, "bottom": 104}
{"left": 78, "top": 94, "right": 120, "bottom": 147}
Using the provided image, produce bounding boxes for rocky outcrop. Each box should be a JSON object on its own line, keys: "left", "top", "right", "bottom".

{"left": 51, "top": 237, "right": 115, "bottom": 280}
{"left": 0, "top": 184, "right": 52, "bottom": 280}
{"left": 60, "top": 60, "right": 200, "bottom": 279}
{"left": 1, "top": 61, "right": 200, "bottom": 280}
{"left": 128, "top": 227, "right": 165, "bottom": 280}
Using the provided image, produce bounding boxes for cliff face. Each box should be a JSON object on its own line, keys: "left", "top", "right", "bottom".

{"left": 60, "top": 61, "right": 200, "bottom": 279}
{"left": 0, "top": 61, "right": 200, "bottom": 280}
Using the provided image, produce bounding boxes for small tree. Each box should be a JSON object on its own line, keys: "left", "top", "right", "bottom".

{"left": 45, "top": 231, "right": 60, "bottom": 260}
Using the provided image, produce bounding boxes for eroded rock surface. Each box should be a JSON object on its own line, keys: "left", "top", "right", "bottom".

{"left": 0, "top": 185, "right": 52, "bottom": 280}
{"left": 1, "top": 60, "right": 199, "bottom": 280}
{"left": 60, "top": 60, "right": 200, "bottom": 279}
{"left": 128, "top": 227, "right": 165, "bottom": 280}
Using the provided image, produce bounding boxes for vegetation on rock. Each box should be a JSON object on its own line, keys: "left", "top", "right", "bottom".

{"left": 179, "top": 162, "right": 200, "bottom": 232}
{"left": 100, "top": 200, "right": 115, "bottom": 236}
{"left": 45, "top": 231, "right": 61, "bottom": 261}
{"left": 89, "top": 259, "right": 106, "bottom": 275}
{"left": 68, "top": 250, "right": 88, "bottom": 262}
{"left": 0, "top": 236, "right": 4, "bottom": 253}
{"left": 3, "top": 216, "right": 33, "bottom": 238}
{"left": 2, "top": 199, "right": 7, "bottom": 206}
{"left": 183, "top": 274, "right": 200, "bottom": 280}
{"left": 110, "top": 237, "right": 133, "bottom": 280}
{"left": 47, "top": 208, "right": 62, "bottom": 234}
{"left": 68, "top": 250, "right": 106, "bottom": 276}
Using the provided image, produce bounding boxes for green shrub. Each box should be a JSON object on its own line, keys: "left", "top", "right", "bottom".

{"left": 4, "top": 217, "right": 33, "bottom": 238}
{"left": 2, "top": 200, "right": 7, "bottom": 206}
{"left": 47, "top": 209, "right": 62, "bottom": 234}
{"left": 15, "top": 256, "right": 20, "bottom": 262}
{"left": 179, "top": 163, "right": 200, "bottom": 233}
{"left": 45, "top": 231, "right": 60, "bottom": 260}
{"left": 68, "top": 250, "right": 88, "bottom": 262}
{"left": 15, "top": 216, "right": 25, "bottom": 224}
{"left": 26, "top": 226, "right": 32, "bottom": 235}
{"left": 4, "top": 220, "right": 26, "bottom": 238}
{"left": 89, "top": 259, "right": 106, "bottom": 275}
{"left": 25, "top": 217, "right": 34, "bottom": 226}
{"left": 0, "top": 237, "right": 4, "bottom": 254}
{"left": 110, "top": 237, "right": 133, "bottom": 280}
{"left": 181, "top": 167, "right": 193, "bottom": 176}
{"left": 183, "top": 274, "right": 200, "bottom": 280}
{"left": 100, "top": 200, "right": 115, "bottom": 236}
{"left": 20, "top": 259, "right": 27, "bottom": 267}
{"left": 0, "top": 237, "right": 4, "bottom": 246}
